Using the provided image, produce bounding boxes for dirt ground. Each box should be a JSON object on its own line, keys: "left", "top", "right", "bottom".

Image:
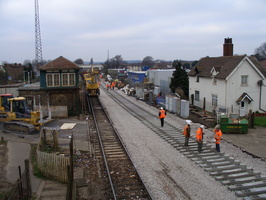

{"left": 0, "top": 141, "right": 14, "bottom": 199}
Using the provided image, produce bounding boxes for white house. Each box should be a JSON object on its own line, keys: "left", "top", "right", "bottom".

{"left": 188, "top": 55, "right": 266, "bottom": 116}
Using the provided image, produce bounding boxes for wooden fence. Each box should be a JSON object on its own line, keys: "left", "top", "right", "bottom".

{"left": 36, "top": 150, "right": 70, "bottom": 183}
{"left": 255, "top": 113, "right": 266, "bottom": 117}
{"left": 36, "top": 128, "right": 70, "bottom": 183}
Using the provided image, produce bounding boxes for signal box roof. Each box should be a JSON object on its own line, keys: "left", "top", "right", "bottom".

{"left": 39, "top": 56, "right": 80, "bottom": 70}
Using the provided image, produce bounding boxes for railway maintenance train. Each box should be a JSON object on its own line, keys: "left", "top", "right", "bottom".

{"left": 84, "top": 72, "right": 100, "bottom": 96}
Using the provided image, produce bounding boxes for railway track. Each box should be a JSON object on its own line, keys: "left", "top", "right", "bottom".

{"left": 103, "top": 87, "right": 266, "bottom": 200}
{"left": 88, "top": 96, "right": 152, "bottom": 199}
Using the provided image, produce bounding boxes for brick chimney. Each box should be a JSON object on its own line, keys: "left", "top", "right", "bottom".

{"left": 223, "top": 38, "right": 233, "bottom": 56}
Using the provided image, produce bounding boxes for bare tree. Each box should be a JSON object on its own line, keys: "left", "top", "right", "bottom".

{"left": 74, "top": 58, "right": 84, "bottom": 65}
{"left": 142, "top": 56, "right": 154, "bottom": 68}
{"left": 254, "top": 42, "right": 266, "bottom": 61}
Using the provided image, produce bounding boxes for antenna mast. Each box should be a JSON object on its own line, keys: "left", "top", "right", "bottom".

{"left": 34, "top": 0, "right": 43, "bottom": 71}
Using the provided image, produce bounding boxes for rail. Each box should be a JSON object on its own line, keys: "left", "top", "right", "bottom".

{"left": 87, "top": 95, "right": 152, "bottom": 199}
{"left": 103, "top": 87, "right": 266, "bottom": 199}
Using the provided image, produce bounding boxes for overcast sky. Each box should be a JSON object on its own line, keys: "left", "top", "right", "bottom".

{"left": 0, "top": 0, "right": 265, "bottom": 64}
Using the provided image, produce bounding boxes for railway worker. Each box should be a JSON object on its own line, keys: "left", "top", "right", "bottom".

{"left": 106, "top": 83, "right": 110, "bottom": 91}
{"left": 196, "top": 125, "right": 205, "bottom": 153}
{"left": 214, "top": 125, "right": 223, "bottom": 152}
{"left": 158, "top": 107, "right": 166, "bottom": 127}
{"left": 183, "top": 120, "right": 192, "bottom": 146}
{"left": 111, "top": 82, "right": 115, "bottom": 90}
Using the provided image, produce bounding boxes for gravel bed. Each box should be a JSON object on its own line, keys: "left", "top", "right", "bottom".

{"left": 99, "top": 89, "right": 266, "bottom": 200}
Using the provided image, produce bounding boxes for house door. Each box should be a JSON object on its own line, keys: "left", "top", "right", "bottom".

{"left": 239, "top": 100, "right": 247, "bottom": 117}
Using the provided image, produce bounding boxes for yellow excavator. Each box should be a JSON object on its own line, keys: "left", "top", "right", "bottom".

{"left": 0, "top": 94, "right": 13, "bottom": 117}
{"left": 0, "top": 97, "right": 43, "bottom": 133}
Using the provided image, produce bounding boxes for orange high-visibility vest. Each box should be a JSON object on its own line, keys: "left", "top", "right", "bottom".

{"left": 196, "top": 128, "right": 204, "bottom": 141}
{"left": 159, "top": 110, "right": 166, "bottom": 119}
{"left": 214, "top": 130, "right": 223, "bottom": 144}
{"left": 183, "top": 125, "right": 190, "bottom": 137}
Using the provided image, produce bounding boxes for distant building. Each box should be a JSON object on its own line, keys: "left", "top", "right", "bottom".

{"left": 127, "top": 71, "right": 146, "bottom": 86}
{"left": 147, "top": 69, "right": 175, "bottom": 97}
{"left": 2, "top": 63, "right": 24, "bottom": 84}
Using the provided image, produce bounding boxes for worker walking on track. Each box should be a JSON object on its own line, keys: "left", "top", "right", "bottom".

{"left": 106, "top": 83, "right": 110, "bottom": 91}
{"left": 214, "top": 125, "right": 223, "bottom": 152}
{"left": 158, "top": 107, "right": 166, "bottom": 127}
{"left": 196, "top": 125, "right": 205, "bottom": 153}
{"left": 183, "top": 120, "right": 192, "bottom": 146}
{"left": 111, "top": 82, "right": 115, "bottom": 90}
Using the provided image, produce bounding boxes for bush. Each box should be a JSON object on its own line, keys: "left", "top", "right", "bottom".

{"left": 254, "top": 117, "right": 266, "bottom": 127}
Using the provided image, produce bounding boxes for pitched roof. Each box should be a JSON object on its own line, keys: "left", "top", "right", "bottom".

{"left": 188, "top": 55, "right": 266, "bottom": 79}
{"left": 236, "top": 92, "right": 253, "bottom": 104}
{"left": 3, "top": 63, "right": 24, "bottom": 81}
{"left": 39, "top": 56, "right": 80, "bottom": 70}
{"left": 260, "top": 60, "right": 266, "bottom": 71}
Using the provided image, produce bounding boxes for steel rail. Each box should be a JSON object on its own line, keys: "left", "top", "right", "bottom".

{"left": 88, "top": 95, "right": 152, "bottom": 199}
{"left": 103, "top": 87, "right": 266, "bottom": 199}
{"left": 87, "top": 96, "right": 117, "bottom": 200}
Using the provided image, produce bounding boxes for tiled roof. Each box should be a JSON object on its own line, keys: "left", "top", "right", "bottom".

{"left": 3, "top": 63, "right": 24, "bottom": 81}
{"left": 260, "top": 60, "right": 266, "bottom": 70}
{"left": 39, "top": 56, "right": 80, "bottom": 70}
{"left": 188, "top": 55, "right": 266, "bottom": 79}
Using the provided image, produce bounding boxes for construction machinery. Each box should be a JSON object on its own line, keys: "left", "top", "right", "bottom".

{"left": 0, "top": 94, "right": 14, "bottom": 118}
{"left": 0, "top": 97, "right": 43, "bottom": 133}
{"left": 84, "top": 72, "right": 100, "bottom": 96}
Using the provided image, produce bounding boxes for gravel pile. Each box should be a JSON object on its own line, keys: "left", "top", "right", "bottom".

{"left": 99, "top": 89, "right": 266, "bottom": 200}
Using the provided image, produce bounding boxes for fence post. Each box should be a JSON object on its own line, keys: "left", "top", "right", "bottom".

{"left": 25, "top": 159, "right": 32, "bottom": 196}
{"left": 250, "top": 112, "right": 255, "bottom": 128}
{"left": 18, "top": 166, "right": 23, "bottom": 200}
{"left": 67, "top": 135, "right": 74, "bottom": 200}
{"left": 53, "top": 130, "right": 59, "bottom": 151}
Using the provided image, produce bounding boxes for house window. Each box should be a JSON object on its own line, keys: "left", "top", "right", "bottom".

{"left": 46, "top": 73, "right": 60, "bottom": 87}
{"left": 241, "top": 75, "right": 248, "bottom": 86}
{"left": 195, "top": 90, "right": 200, "bottom": 101}
{"left": 196, "top": 75, "right": 199, "bottom": 82}
{"left": 62, "top": 73, "right": 75, "bottom": 86}
{"left": 213, "top": 78, "right": 217, "bottom": 85}
{"left": 212, "top": 94, "right": 218, "bottom": 107}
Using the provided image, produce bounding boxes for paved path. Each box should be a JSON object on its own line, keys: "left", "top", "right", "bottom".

{"left": 222, "top": 126, "right": 266, "bottom": 159}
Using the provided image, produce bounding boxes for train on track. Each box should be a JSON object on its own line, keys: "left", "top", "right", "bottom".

{"left": 83, "top": 72, "right": 100, "bottom": 96}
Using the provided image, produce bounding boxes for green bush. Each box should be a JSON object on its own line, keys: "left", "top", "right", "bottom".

{"left": 254, "top": 117, "right": 266, "bottom": 127}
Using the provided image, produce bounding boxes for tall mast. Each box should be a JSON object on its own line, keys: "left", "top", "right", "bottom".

{"left": 34, "top": 0, "right": 43, "bottom": 71}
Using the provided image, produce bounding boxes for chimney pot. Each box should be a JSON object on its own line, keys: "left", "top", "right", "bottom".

{"left": 223, "top": 38, "right": 233, "bottom": 56}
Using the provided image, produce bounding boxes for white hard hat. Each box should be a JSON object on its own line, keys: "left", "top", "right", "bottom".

{"left": 215, "top": 124, "right": 220, "bottom": 129}
{"left": 185, "top": 120, "right": 192, "bottom": 125}
{"left": 200, "top": 125, "right": 205, "bottom": 128}
{"left": 160, "top": 107, "right": 163, "bottom": 110}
